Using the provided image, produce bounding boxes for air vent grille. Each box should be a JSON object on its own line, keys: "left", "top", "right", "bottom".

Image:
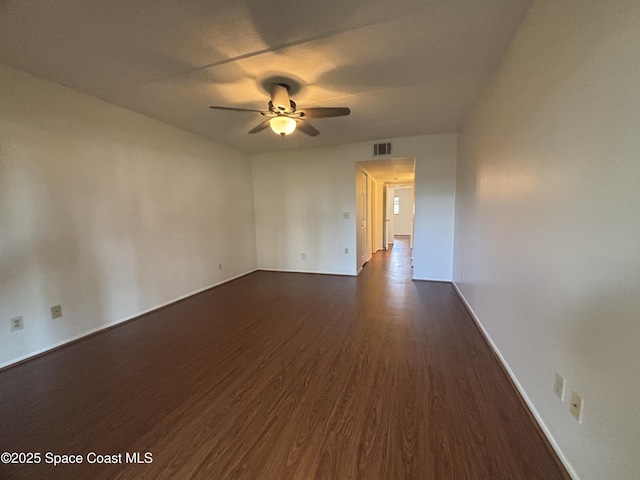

{"left": 373, "top": 142, "right": 392, "bottom": 156}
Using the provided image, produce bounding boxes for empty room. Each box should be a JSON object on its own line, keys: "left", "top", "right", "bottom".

{"left": 1, "top": 1, "right": 638, "bottom": 479}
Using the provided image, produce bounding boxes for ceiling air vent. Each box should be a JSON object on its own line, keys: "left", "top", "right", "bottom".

{"left": 373, "top": 142, "right": 392, "bottom": 156}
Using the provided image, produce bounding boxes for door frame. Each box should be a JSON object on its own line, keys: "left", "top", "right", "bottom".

{"left": 356, "top": 167, "right": 369, "bottom": 273}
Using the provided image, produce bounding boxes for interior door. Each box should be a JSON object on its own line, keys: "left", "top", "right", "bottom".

{"left": 357, "top": 169, "right": 368, "bottom": 269}
{"left": 370, "top": 177, "right": 376, "bottom": 254}
{"left": 382, "top": 184, "right": 388, "bottom": 250}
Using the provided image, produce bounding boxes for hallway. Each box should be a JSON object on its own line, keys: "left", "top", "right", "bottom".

{"left": 0, "top": 238, "right": 567, "bottom": 479}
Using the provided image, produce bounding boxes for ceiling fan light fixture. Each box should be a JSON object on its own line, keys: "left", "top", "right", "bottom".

{"left": 270, "top": 116, "right": 296, "bottom": 136}
{"left": 210, "top": 83, "right": 349, "bottom": 137}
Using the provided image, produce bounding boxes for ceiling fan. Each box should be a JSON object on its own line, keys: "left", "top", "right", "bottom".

{"left": 209, "top": 83, "right": 350, "bottom": 137}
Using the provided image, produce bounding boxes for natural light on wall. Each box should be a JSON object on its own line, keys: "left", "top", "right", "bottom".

{"left": 478, "top": 164, "right": 538, "bottom": 201}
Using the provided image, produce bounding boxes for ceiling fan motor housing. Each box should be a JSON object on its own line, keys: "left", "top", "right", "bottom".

{"left": 268, "top": 100, "right": 296, "bottom": 115}
{"left": 271, "top": 83, "right": 294, "bottom": 113}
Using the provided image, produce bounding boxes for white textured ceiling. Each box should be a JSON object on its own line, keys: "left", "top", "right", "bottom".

{"left": 0, "top": 0, "right": 530, "bottom": 155}
{"left": 358, "top": 158, "right": 415, "bottom": 184}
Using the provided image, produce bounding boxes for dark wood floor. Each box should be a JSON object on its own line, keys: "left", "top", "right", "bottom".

{"left": 0, "top": 238, "right": 568, "bottom": 480}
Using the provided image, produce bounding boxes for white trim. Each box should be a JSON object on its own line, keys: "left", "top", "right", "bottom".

{"left": 412, "top": 276, "right": 452, "bottom": 282}
{"left": 0, "top": 269, "right": 257, "bottom": 370}
{"left": 452, "top": 281, "right": 579, "bottom": 480}
{"left": 258, "top": 268, "right": 356, "bottom": 277}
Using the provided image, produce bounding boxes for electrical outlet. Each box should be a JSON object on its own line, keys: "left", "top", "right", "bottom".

{"left": 218, "top": 263, "right": 222, "bottom": 270}
{"left": 344, "top": 248, "right": 349, "bottom": 254}
{"left": 10, "top": 316, "right": 24, "bottom": 331}
{"left": 569, "top": 390, "right": 584, "bottom": 423}
{"left": 51, "top": 305, "right": 62, "bottom": 319}
{"left": 554, "top": 372, "right": 565, "bottom": 401}
{"left": 301, "top": 253, "right": 307, "bottom": 260}
{"left": 342, "top": 212, "right": 350, "bottom": 219}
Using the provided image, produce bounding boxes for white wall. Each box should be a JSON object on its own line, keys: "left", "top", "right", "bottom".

{"left": 0, "top": 64, "right": 257, "bottom": 367}
{"left": 453, "top": 2, "right": 640, "bottom": 479}
{"left": 412, "top": 135, "right": 457, "bottom": 281}
{"left": 252, "top": 133, "right": 457, "bottom": 279}
{"left": 252, "top": 143, "right": 361, "bottom": 275}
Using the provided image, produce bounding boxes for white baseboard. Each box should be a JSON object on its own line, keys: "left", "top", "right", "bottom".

{"left": 258, "top": 268, "right": 356, "bottom": 277}
{"left": 412, "top": 276, "right": 452, "bottom": 282}
{"left": 451, "top": 281, "right": 579, "bottom": 480}
{"left": 0, "top": 269, "right": 257, "bottom": 370}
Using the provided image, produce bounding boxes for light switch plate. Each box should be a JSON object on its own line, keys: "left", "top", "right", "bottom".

{"left": 554, "top": 372, "right": 565, "bottom": 401}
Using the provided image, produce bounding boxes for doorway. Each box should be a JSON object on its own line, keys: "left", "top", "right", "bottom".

{"left": 388, "top": 185, "right": 414, "bottom": 248}
{"left": 355, "top": 157, "right": 415, "bottom": 272}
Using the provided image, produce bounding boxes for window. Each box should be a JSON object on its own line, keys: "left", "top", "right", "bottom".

{"left": 393, "top": 196, "right": 400, "bottom": 215}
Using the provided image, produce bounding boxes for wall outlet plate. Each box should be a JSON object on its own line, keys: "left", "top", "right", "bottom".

{"left": 51, "top": 305, "right": 62, "bottom": 319}
{"left": 569, "top": 390, "right": 584, "bottom": 423}
{"left": 10, "top": 316, "right": 24, "bottom": 331}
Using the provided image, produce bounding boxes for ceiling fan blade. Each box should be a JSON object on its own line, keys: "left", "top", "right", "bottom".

{"left": 295, "top": 119, "right": 320, "bottom": 137}
{"left": 298, "top": 107, "right": 351, "bottom": 119}
{"left": 210, "top": 106, "right": 268, "bottom": 114}
{"left": 248, "top": 119, "right": 272, "bottom": 134}
{"left": 270, "top": 83, "right": 292, "bottom": 113}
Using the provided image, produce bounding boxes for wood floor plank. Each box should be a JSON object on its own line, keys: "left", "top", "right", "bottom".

{"left": 0, "top": 238, "right": 569, "bottom": 479}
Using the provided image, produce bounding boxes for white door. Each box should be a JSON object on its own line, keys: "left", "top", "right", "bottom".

{"left": 356, "top": 170, "right": 368, "bottom": 269}
{"left": 370, "top": 177, "right": 376, "bottom": 254}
